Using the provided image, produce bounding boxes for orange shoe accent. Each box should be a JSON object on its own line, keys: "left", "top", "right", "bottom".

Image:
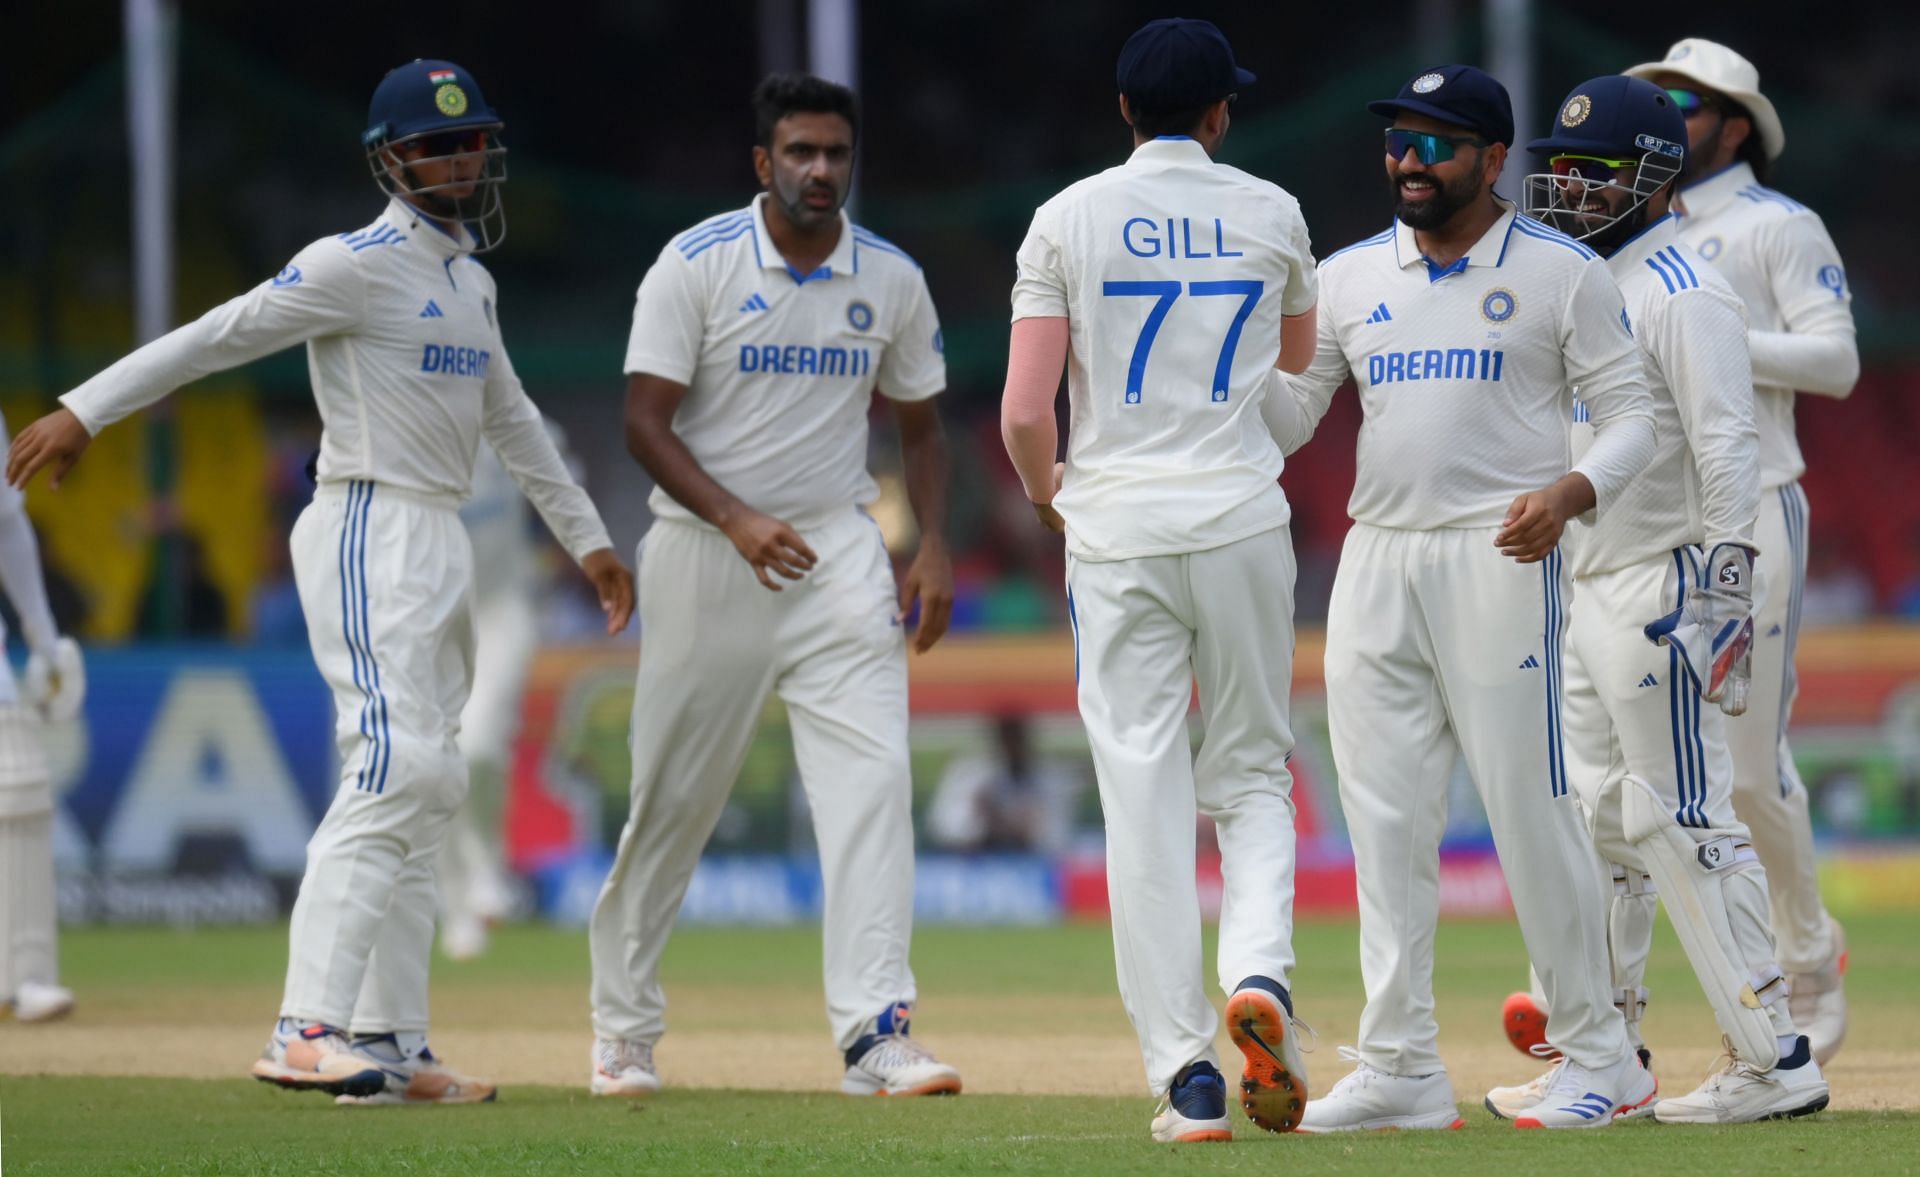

{"left": 1172, "top": 1128, "right": 1234, "bottom": 1143}
{"left": 1501, "top": 992, "right": 1557, "bottom": 1059}
{"left": 1226, "top": 990, "right": 1306, "bottom": 1133}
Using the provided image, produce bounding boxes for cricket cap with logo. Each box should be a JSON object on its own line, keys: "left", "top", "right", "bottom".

{"left": 1368, "top": 64, "right": 1515, "bottom": 147}
{"left": 1116, "top": 18, "right": 1255, "bottom": 117}
{"left": 363, "top": 59, "right": 502, "bottom": 149}
{"left": 1624, "top": 38, "right": 1784, "bottom": 160}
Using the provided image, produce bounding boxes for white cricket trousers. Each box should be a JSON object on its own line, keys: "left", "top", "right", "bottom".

{"left": 590, "top": 509, "right": 915, "bottom": 1053}
{"left": 1326, "top": 524, "right": 1628, "bottom": 1076}
{"left": 439, "top": 587, "right": 537, "bottom": 929}
{"left": 283, "top": 480, "right": 475, "bottom": 1033}
{"left": 1067, "top": 526, "right": 1299, "bottom": 1097}
{"left": 0, "top": 706, "right": 58, "bottom": 1001}
{"left": 1734, "top": 483, "right": 1835, "bottom": 974}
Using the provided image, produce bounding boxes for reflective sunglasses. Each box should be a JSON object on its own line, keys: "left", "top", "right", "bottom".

{"left": 1385, "top": 127, "right": 1489, "bottom": 165}
{"left": 1549, "top": 154, "right": 1640, "bottom": 184}
{"left": 416, "top": 129, "right": 491, "bottom": 156}
{"left": 1665, "top": 88, "right": 1715, "bottom": 118}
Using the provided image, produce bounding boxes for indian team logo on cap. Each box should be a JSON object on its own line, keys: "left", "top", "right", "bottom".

{"left": 435, "top": 83, "right": 469, "bottom": 117}
{"left": 847, "top": 300, "right": 875, "bottom": 332}
{"left": 1561, "top": 95, "right": 1593, "bottom": 128}
{"left": 1698, "top": 236, "right": 1724, "bottom": 260}
{"left": 1411, "top": 72, "right": 1446, "bottom": 94}
{"left": 1481, "top": 288, "right": 1518, "bottom": 323}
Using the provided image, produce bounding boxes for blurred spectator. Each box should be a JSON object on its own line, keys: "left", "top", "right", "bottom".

{"left": 137, "top": 525, "right": 229, "bottom": 637}
{"left": 1801, "top": 536, "right": 1875, "bottom": 626}
{"left": 925, "top": 714, "right": 1082, "bottom": 853}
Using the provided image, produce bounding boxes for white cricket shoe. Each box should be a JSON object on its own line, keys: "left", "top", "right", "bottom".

{"left": 439, "top": 913, "right": 490, "bottom": 963}
{"left": 11, "top": 981, "right": 76, "bottom": 1023}
{"left": 1654, "top": 1035, "right": 1828, "bottom": 1123}
{"left": 1489, "top": 1046, "right": 1654, "bottom": 1121}
{"left": 249, "top": 1019, "right": 388, "bottom": 1098}
{"left": 1512, "top": 1049, "right": 1656, "bottom": 1129}
{"left": 1788, "top": 919, "right": 1848, "bottom": 1066}
{"left": 1149, "top": 1060, "right": 1233, "bottom": 1143}
{"left": 333, "top": 1033, "right": 497, "bottom": 1106}
{"left": 1297, "top": 1048, "right": 1464, "bottom": 1132}
{"left": 1225, "top": 981, "right": 1309, "bottom": 1133}
{"left": 591, "top": 1036, "right": 662, "bottom": 1097}
{"left": 842, "top": 1031, "right": 962, "bottom": 1096}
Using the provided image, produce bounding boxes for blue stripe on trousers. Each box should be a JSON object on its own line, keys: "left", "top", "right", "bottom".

{"left": 354, "top": 482, "right": 393, "bottom": 794}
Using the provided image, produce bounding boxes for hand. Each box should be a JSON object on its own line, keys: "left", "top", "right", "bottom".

{"left": 1031, "top": 462, "right": 1067, "bottom": 533}
{"left": 580, "top": 548, "right": 635, "bottom": 634}
{"left": 1495, "top": 486, "right": 1576, "bottom": 563}
{"left": 722, "top": 509, "right": 818, "bottom": 591}
{"left": 7, "top": 408, "right": 92, "bottom": 490}
{"left": 24, "top": 636, "right": 86, "bottom": 721}
{"left": 897, "top": 539, "right": 954, "bottom": 654}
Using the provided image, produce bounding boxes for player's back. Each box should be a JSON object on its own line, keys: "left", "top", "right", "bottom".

{"left": 1013, "top": 137, "right": 1318, "bottom": 561}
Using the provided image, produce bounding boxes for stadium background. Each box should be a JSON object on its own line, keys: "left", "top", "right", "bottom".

{"left": 2, "top": 0, "right": 1915, "bottom": 934}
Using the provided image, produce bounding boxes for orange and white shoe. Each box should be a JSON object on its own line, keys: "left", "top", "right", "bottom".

{"left": 333, "top": 1033, "right": 497, "bottom": 1106}
{"left": 841, "top": 1003, "right": 961, "bottom": 1096}
{"left": 249, "top": 1020, "right": 388, "bottom": 1098}
{"left": 1501, "top": 991, "right": 1558, "bottom": 1060}
{"left": 1150, "top": 1061, "right": 1233, "bottom": 1143}
{"left": 10, "top": 981, "right": 75, "bottom": 1023}
{"left": 591, "top": 1036, "right": 662, "bottom": 1097}
{"left": 1226, "top": 979, "right": 1308, "bottom": 1133}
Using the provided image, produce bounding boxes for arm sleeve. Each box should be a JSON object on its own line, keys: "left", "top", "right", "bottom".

{"left": 1279, "top": 203, "right": 1320, "bottom": 317}
{"left": 1562, "top": 261, "right": 1656, "bottom": 517}
{"left": 60, "top": 238, "right": 365, "bottom": 434}
{"left": 1259, "top": 291, "right": 1347, "bottom": 456}
{"left": 876, "top": 270, "right": 947, "bottom": 402}
{"left": 482, "top": 334, "right": 615, "bottom": 563}
{"left": 1749, "top": 214, "right": 1859, "bottom": 398}
{"left": 1659, "top": 289, "right": 1761, "bottom": 551}
{"left": 622, "top": 248, "right": 707, "bottom": 383}
{"left": 0, "top": 420, "right": 60, "bottom": 655}
{"left": 1010, "top": 205, "right": 1070, "bottom": 322}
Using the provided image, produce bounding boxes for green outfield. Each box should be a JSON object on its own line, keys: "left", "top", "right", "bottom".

{"left": 2, "top": 913, "right": 1914, "bottom": 1174}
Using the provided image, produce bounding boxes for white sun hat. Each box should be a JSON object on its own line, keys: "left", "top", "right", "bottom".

{"left": 1624, "top": 37, "right": 1785, "bottom": 161}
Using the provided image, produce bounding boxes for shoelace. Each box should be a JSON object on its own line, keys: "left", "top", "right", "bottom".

{"left": 1535, "top": 1055, "right": 1603, "bottom": 1109}
{"left": 859, "top": 1033, "right": 937, "bottom": 1073}
{"left": 1291, "top": 1016, "right": 1320, "bottom": 1054}
{"left": 1699, "top": 1035, "right": 1767, "bottom": 1090}
{"left": 1327, "top": 1045, "right": 1380, "bottom": 1094}
{"left": 599, "top": 1038, "right": 654, "bottom": 1075}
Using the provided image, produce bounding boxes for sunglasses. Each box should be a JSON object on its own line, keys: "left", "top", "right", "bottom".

{"left": 1385, "top": 127, "right": 1490, "bottom": 165}
{"left": 415, "top": 129, "right": 491, "bottom": 156}
{"left": 1549, "top": 154, "right": 1639, "bottom": 184}
{"left": 1665, "top": 88, "right": 1715, "bottom": 118}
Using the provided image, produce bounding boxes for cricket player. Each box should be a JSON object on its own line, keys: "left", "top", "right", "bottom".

{"left": 1260, "top": 65, "right": 1660, "bottom": 1131}
{"left": 588, "top": 73, "right": 960, "bottom": 1100}
{"left": 0, "top": 413, "right": 86, "bottom": 1025}
{"left": 7, "top": 60, "right": 633, "bottom": 1105}
{"left": 1003, "top": 18, "right": 1319, "bottom": 1142}
{"left": 1482, "top": 75, "right": 1828, "bottom": 1126}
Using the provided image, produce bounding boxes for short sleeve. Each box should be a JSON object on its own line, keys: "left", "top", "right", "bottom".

{"left": 1011, "top": 203, "right": 1070, "bottom": 321}
{"left": 1280, "top": 205, "right": 1319, "bottom": 317}
{"left": 877, "top": 270, "right": 946, "bottom": 402}
{"left": 623, "top": 249, "right": 707, "bottom": 384}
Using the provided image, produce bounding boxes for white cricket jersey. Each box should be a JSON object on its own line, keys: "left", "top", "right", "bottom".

{"left": 61, "top": 198, "right": 612, "bottom": 561}
{"left": 1568, "top": 214, "right": 1759, "bottom": 577}
{"left": 623, "top": 193, "right": 945, "bottom": 530}
{"left": 1010, "top": 135, "right": 1318, "bottom": 561}
{"left": 1279, "top": 202, "right": 1655, "bottom": 530}
{"left": 1675, "top": 163, "right": 1857, "bottom": 489}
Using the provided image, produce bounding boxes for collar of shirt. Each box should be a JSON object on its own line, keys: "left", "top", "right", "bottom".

{"left": 1604, "top": 210, "right": 1681, "bottom": 278}
{"left": 1676, "top": 161, "right": 1755, "bottom": 221}
{"left": 1125, "top": 135, "right": 1214, "bottom": 168}
{"left": 1392, "top": 197, "right": 1520, "bottom": 282}
{"left": 383, "top": 196, "right": 474, "bottom": 257}
{"left": 750, "top": 192, "right": 856, "bottom": 286}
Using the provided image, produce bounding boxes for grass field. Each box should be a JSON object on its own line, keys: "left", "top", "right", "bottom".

{"left": 2, "top": 913, "right": 1915, "bottom": 1174}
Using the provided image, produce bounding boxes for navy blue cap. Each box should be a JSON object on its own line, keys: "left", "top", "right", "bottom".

{"left": 1117, "top": 18, "right": 1254, "bottom": 116}
{"left": 1368, "top": 64, "right": 1514, "bottom": 147}
{"left": 1527, "top": 75, "right": 1687, "bottom": 165}
{"left": 363, "top": 59, "right": 502, "bottom": 147}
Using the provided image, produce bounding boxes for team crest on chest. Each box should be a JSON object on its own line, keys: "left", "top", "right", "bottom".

{"left": 846, "top": 300, "right": 875, "bottom": 332}
{"left": 1481, "top": 288, "right": 1518, "bottom": 323}
{"left": 1697, "top": 236, "right": 1724, "bottom": 260}
{"left": 1560, "top": 95, "right": 1592, "bottom": 128}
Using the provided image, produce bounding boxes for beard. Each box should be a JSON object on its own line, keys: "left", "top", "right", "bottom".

{"left": 1392, "top": 152, "right": 1486, "bottom": 230}
{"left": 1682, "top": 120, "right": 1724, "bottom": 184}
{"left": 773, "top": 173, "right": 846, "bottom": 229}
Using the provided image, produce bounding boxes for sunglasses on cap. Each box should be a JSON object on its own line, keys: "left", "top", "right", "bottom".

{"left": 1549, "top": 154, "right": 1640, "bottom": 184}
{"left": 1665, "top": 88, "right": 1717, "bottom": 118}
{"left": 1385, "top": 127, "right": 1491, "bottom": 165}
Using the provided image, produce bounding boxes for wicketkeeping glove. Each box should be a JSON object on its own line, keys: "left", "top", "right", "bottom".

{"left": 24, "top": 636, "right": 86, "bottom": 721}
{"left": 1644, "top": 544, "right": 1756, "bottom": 716}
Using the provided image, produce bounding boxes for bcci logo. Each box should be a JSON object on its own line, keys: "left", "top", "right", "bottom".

{"left": 1411, "top": 72, "right": 1446, "bottom": 94}
{"left": 847, "top": 300, "right": 875, "bottom": 332}
{"left": 272, "top": 265, "right": 302, "bottom": 287}
{"left": 1698, "top": 236, "right": 1723, "bottom": 260}
{"left": 435, "top": 83, "right": 469, "bottom": 117}
{"left": 1561, "top": 95, "right": 1592, "bottom": 128}
{"left": 1481, "top": 288, "right": 1517, "bottom": 323}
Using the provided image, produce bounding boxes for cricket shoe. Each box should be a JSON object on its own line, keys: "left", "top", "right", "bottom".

{"left": 1653, "top": 1035, "right": 1828, "bottom": 1123}
{"left": 249, "top": 1019, "right": 387, "bottom": 1097}
{"left": 1150, "top": 1060, "right": 1233, "bottom": 1143}
{"left": 1787, "top": 918, "right": 1848, "bottom": 1065}
{"left": 1512, "top": 1049, "right": 1656, "bottom": 1128}
{"left": 10, "top": 981, "right": 76, "bottom": 1023}
{"left": 333, "top": 1033, "right": 497, "bottom": 1106}
{"left": 1500, "top": 991, "right": 1556, "bottom": 1059}
{"left": 841, "top": 1005, "right": 961, "bottom": 1096}
{"left": 1225, "top": 977, "right": 1308, "bottom": 1132}
{"left": 1297, "top": 1048, "right": 1464, "bottom": 1132}
{"left": 1489, "top": 1047, "right": 1654, "bottom": 1122}
{"left": 591, "top": 1036, "right": 662, "bottom": 1097}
